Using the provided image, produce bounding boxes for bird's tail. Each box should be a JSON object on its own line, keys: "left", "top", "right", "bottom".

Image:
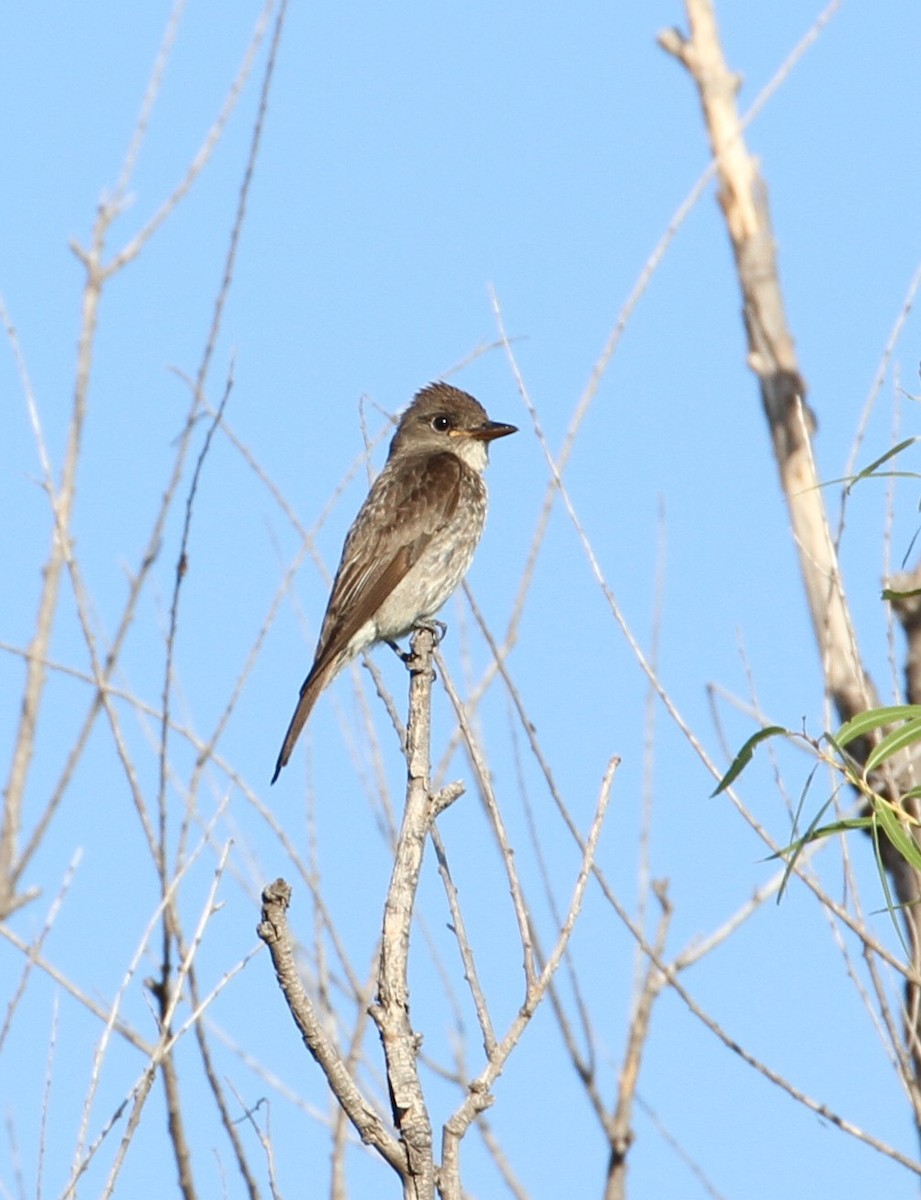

{"left": 270, "top": 662, "right": 335, "bottom": 784}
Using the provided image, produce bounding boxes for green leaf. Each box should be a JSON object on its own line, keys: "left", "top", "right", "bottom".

{"left": 774, "top": 765, "right": 824, "bottom": 900}
{"left": 873, "top": 801, "right": 921, "bottom": 870}
{"left": 869, "top": 819, "right": 909, "bottom": 956}
{"left": 822, "top": 732, "right": 861, "bottom": 786}
{"left": 833, "top": 706, "right": 921, "bottom": 750}
{"left": 788, "top": 761, "right": 820, "bottom": 844}
{"left": 864, "top": 716, "right": 921, "bottom": 774}
{"left": 711, "top": 726, "right": 789, "bottom": 797}
{"left": 820, "top": 436, "right": 921, "bottom": 492}
{"left": 770, "top": 815, "right": 874, "bottom": 860}
{"left": 775, "top": 787, "right": 858, "bottom": 902}
{"left": 882, "top": 587, "right": 921, "bottom": 601}
{"left": 845, "top": 437, "right": 920, "bottom": 493}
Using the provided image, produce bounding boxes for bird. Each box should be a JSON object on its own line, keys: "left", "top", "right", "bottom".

{"left": 271, "top": 382, "right": 517, "bottom": 782}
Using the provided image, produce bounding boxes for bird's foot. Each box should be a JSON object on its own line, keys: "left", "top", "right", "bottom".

{"left": 387, "top": 621, "right": 445, "bottom": 668}
{"left": 413, "top": 618, "right": 447, "bottom": 645}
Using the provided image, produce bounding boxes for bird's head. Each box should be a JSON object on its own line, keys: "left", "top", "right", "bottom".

{"left": 390, "top": 382, "right": 517, "bottom": 470}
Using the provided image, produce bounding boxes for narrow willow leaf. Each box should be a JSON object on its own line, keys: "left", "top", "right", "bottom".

{"left": 834, "top": 705, "right": 921, "bottom": 749}
{"left": 870, "top": 819, "right": 909, "bottom": 957}
{"left": 822, "top": 733, "right": 861, "bottom": 786}
{"left": 864, "top": 716, "right": 921, "bottom": 774}
{"left": 873, "top": 801, "right": 921, "bottom": 871}
{"left": 776, "top": 791, "right": 837, "bottom": 902}
{"left": 789, "top": 762, "right": 820, "bottom": 847}
{"left": 769, "top": 816, "right": 874, "bottom": 860}
{"left": 711, "top": 726, "right": 788, "bottom": 796}
{"left": 846, "top": 436, "right": 919, "bottom": 492}
{"left": 796, "top": 816, "right": 874, "bottom": 842}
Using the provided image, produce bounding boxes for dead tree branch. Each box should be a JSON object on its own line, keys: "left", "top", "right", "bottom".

{"left": 258, "top": 879, "right": 405, "bottom": 1174}
{"left": 660, "top": 0, "right": 921, "bottom": 1129}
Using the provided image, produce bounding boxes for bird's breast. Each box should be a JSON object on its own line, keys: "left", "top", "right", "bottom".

{"left": 373, "top": 481, "right": 488, "bottom": 640}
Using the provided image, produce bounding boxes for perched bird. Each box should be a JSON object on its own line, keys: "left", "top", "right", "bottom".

{"left": 271, "top": 382, "right": 517, "bottom": 782}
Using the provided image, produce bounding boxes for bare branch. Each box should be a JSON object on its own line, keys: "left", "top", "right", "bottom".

{"left": 370, "top": 627, "right": 444, "bottom": 1198}
{"left": 258, "top": 879, "right": 404, "bottom": 1173}
{"left": 101, "top": 0, "right": 276, "bottom": 278}
{"left": 440, "top": 758, "right": 615, "bottom": 1192}
{"left": 661, "top": 0, "right": 874, "bottom": 724}
{"left": 661, "top": 0, "right": 921, "bottom": 1124}
{"left": 605, "top": 882, "right": 672, "bottom": 1200}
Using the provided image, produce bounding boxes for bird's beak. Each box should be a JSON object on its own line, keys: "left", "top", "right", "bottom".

{"left": 464, "top": 421, "right": 518, "bottom": 442}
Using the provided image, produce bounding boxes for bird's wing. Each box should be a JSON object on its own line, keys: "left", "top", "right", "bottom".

{"left": 311, "top": 451, "right": 463, "bottom": 677}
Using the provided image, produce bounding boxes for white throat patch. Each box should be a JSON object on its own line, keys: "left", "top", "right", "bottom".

{"left": 451, "top": 436, "right": 489, "bottom": 473}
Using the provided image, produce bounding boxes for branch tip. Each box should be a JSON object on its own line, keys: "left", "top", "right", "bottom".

{"left": 656, "top": 26, "right": 688, "bottom": 61}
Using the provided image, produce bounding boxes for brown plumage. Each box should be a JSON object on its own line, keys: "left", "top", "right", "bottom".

{"left": 272, "top": 382, "right": 516, "bottom": 782}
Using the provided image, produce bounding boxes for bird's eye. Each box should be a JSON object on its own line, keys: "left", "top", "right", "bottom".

{"left": 431, "top": 415, "right": 451, "bottom": 432}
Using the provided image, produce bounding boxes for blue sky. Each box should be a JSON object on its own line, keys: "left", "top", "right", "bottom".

{"left": 3, "top": 2, "right": 921, "bottom": 1198}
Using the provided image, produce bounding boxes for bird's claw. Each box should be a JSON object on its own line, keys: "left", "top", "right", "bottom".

{"left": 414, "top": 618, "right": 447, "bottom": 645}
